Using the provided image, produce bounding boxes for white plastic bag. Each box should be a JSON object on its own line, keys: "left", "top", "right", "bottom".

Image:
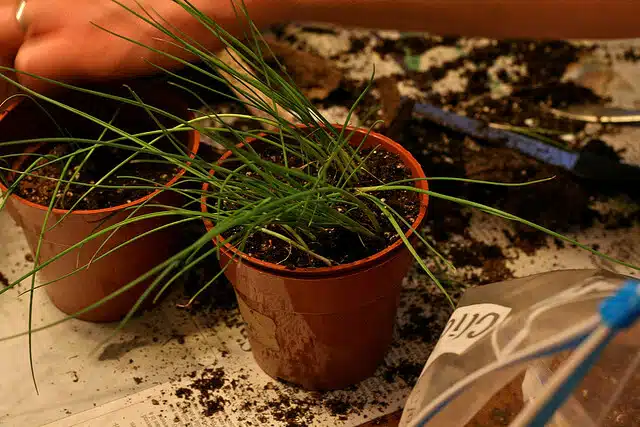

{"left": 400, "top": 269, "right": 640, "bottom": 427}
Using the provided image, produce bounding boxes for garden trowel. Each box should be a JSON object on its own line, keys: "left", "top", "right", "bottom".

{"left": 411, "top": 101, "right": 640, "bottom": 192}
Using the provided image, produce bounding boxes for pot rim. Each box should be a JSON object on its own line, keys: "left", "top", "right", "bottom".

{"left": 0, "top": 97, "right": 20, "bottom": 121}
{"left": 0, "top": 98, "right": 200, "bottom": 216}
{"left": 200, "top": 125, "right": 429, "bottom": 277}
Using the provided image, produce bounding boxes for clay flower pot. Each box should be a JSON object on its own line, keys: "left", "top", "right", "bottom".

{"left": 201, "top": 126, "right": 428, "bottom": 390}
{"left": 0, "top": 88, "right": 199, "bottom": 322}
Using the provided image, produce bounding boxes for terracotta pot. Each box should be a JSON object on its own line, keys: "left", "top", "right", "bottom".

{"left": 201, "top": 126, "right": 428, "bottom": 390}
{"left": 0, "top": 87, "right": 200, "bottom": 322}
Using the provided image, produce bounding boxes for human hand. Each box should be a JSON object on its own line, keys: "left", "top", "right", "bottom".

{"left": 0, "top": 0, "right": 24, "bottom": 102}
{"left": 1, "top": 0, "right": 286, "bottom": 94}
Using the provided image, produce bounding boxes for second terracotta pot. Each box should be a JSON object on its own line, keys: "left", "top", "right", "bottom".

{"left": 0, "top": 87, "right": 200, "bottom": 322}
{"left": 202, "top": 126, "right": 428, "bottom": 390}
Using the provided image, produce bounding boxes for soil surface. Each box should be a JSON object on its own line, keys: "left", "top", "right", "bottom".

{"left": 13, "top": 143, "right": 179, "bottom": 210}
{"left": 223, "top": 144, "right": 420, "bottom": 268}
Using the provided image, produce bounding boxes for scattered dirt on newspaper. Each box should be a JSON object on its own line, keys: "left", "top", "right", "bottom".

{"left": 620, "top": 47, "right": 640, "bottom": 62}
{"left": 174, "top": 369, "right": 227, "bottom": 417}
{"left": 171, "top": 365, "right": 395, "bottom": 425}
{"left": 0, "top": 271, "right": 8, "bottom": 287}
{"left": 173, "top": 268, "right": 450, "bottom": 424}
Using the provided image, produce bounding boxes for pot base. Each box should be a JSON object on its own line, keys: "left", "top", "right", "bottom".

{"left": 237, "top": 292, "right": 398, "bottom": 391}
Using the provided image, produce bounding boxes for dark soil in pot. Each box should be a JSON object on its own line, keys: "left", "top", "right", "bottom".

{"left": 14, "top": 143, "right": 180, "bottom": 210}
{"left": 225, "top": 144, "right": 420, "bottom": 268}
{"left": 3, "top": 82, "right": 195, "bottom": 213}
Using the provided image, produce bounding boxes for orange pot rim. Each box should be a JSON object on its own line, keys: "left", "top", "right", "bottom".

{"left": 0, "top": 99, "right": 200, "bottom": 216}
{"left": 200, "top": 125, "right": 429, "bottom": 277}
{"left": 0, "top": 97, "right": 20, "bottom": 121}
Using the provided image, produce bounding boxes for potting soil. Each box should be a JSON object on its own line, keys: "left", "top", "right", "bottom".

{"left": 13, "top": 143, "right": 179, "bottom": 210}
{"left": 226, "top": 145, "right": 420, "bottom": 268}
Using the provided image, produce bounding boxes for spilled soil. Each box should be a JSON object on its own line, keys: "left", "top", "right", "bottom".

{"left": 172, "top": 364, "right": 398, "bottom": 425}
{"left": 173, "top": 247, "right": 455, "bottom": 424}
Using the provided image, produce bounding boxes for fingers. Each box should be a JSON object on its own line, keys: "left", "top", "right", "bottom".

{"left": 15, "top": 33, "right": 131, "bottom": 92}
{"left": 14, "top": 35, "right": 69, "bottom": 93}
{"left": 21, "top": 0, "right": 105, "bottom": 37}
{"left": 0, "top": 5, "right": 25, "bottom": 55}
{"left": 9, "top": 0, "right": 248, "bottom": 93}
{"left": 14, "top": 29, "right": 183, "bottom": 93}
{"left": 0, "top": 3, "right": 23, "bottom": 100}
{"left": 0, "top": 56, "right": 19, "bottom": 101}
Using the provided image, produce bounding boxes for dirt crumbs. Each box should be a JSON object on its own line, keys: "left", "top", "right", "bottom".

{"left": 621, "top": 47, "right": 640, "bottom": 62}
{"left": 381, "top": 360, "right": 424, "bottom": 386}
{"left": 175, "top": 368, "right": 227, "bottom": 416}
{"left": 395, "top": 118, "right": 517, "bottom": 284}
{"left": 0, "top": 272, "right": 8, "bottom": 287}
{"left": 259, "top": 390, "right": 318, "bottom": 427}
{"left": 168, "top": 364, "right": 400, "bottom": 425}
{"left": 168, "top": 258, "right": 448, "bottom": 424}
{"left": 175, "top": 388, "right": 193, "bottom": 399}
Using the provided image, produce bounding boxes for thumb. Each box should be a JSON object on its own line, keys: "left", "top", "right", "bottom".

{"left": 15, "top": 32, "right": 193, "bottom": 95}
{"left": 14, "top": 35, "right": 79, "bottom": 94}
